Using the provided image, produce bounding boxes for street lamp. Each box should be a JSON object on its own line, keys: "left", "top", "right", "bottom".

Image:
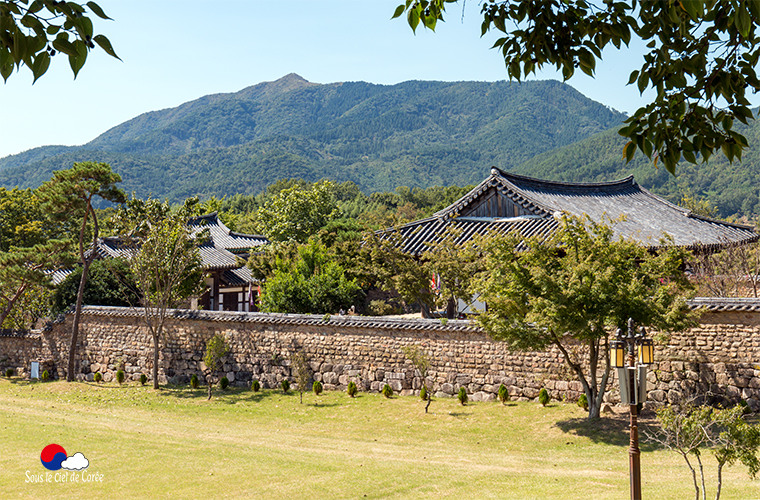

{"left": 612, "top": 318, "right": 654, "bottom": 500}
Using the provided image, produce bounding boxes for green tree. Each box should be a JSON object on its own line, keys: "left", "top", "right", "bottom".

{"left": 0, "top": 0, "right": 119, "bottom": 82}
{"left": 251, "top": 180, "right": 341, "bottom": 242}
{"left": 117, "top": 200, "right": 205, "bottom": 389}
{"left": 402, "top": 345, "right": 433, "bottom": 413}
{"left": 394, "top": 0, "right": 760, "bottom": 174}
{"left": 0, "top": 187, "right": 69, "bottom": 329}
{"left": 252, "top": 239, "right": 362, "bottom": 315}
{"left": 37, "top": 162, "right": 125, "bottom": 382}
{"left": 51, "top": 258, "right": 140, "bottom": 315}
{"left": 203, "top": 333, "right": 229, "bottom": 400}
{"left": 474, "top": 215, "right": 694, "bottom": 419}
{"left": 649, "top": 404, "right": 760, "bottom": 500}
{"left": 290, "top": 350, "right": 311, "bottom": 404}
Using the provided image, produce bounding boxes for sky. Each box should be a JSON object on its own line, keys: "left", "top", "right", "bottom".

{"left": 0, "top": 0, "right": 654, "bottom": 160}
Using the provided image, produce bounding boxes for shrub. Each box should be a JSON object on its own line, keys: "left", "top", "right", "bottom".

{"left": 458, "top": 387, "right": 468, "bottom": 406}
{"left": 498, "top": 384, "right": 509, "bottom": 405}
{"left": 41, "top": 370, "right": 50, "bottom": 382}
{"left": 539, "top": 388, "right": 550, "bottom": 406}
{"left": 313, "top": 380, "right": 323, "bottom": 395}
{"left": 382, "top": 383, "right": 393, "bottom": 398}
{"left": 4, "top": 368, "right": 14, "bottom": 378}
{"left": 140, "top": 374, "right": 147, "bottom": 386}
{"left": 220, "top": 376, "right": 229, "bottom": 390}
{"left": 419, "top": 385, "right": 428, "bottom": 401}
{"left": 116, "top": 369, "right": 125, "bottom": 385}
{"left": 368, "top": 299, "right": 394, "bottom": 316}
{"left": 190, "top": 374, "right": 199, "bottom": 389}
{"left": 93, "top": 372, "right": 102, "bottom": 383}
{"left": 281, "top": 379, "right": 290, "bottom": 393}
{"left": 577, "top": 393, "right": 589, "bottom": 411}
{"left": 347, "top": 381, "right": 358, "bottom": 397}
{"left": 252, "top": 380, "right": 260, "bottom": 392}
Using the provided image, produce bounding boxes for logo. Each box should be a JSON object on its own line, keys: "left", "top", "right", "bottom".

{"left": 40, "top": 444, "right": 89, "bottom": 471}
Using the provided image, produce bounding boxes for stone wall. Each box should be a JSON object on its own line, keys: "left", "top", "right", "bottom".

{"left": 1, "top": 301, "right": 758, "bottom": 410}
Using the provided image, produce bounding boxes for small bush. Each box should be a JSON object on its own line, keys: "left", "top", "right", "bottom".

{"left": 419, "top": 385, "right": 428, "bottom": 401}
{"left": 539, "top": 388, "right": 550, "bottom": 406}
{"left": 93, "top": 372, "right": 102, "bottom": 383}
{"left": 281, "top": 379, "right": 290, "bottom": 393}
{"left": 577, "top": 393, "right": 589, "bottom": 411}
{"left": 313, "top": 380, "right": 323, "bottom": 395}
{"left": 140, "top": 374, "right": 147, "bottom": 386}
{"left": 5, "top": 368, "right": 14, "bottom": 378}
{"left": 382, "top": 383, "right": 393, "bottom": 398}
{"left": 498, "top": 384, "right": 509, "bottom": 405}
{"left": 220, "top": 376, "right": 229, "bottom": 390}
{"left": 116, "top": 369, "right": 125, "bottom": 385}
{"left": 457, "top": 387, "right": 468, "bottom": 406}
{"left": 190, "top": 374, "right": 199, "bottom": 389}
{"left": 368, "top": 300, "right": 394, "bottom": 316}
{"left": 347, "top": 381, "right": 358, "bottom": 397}
{"left": 41, "top": 370, "right": 50, "bottom": 382}
{"left": 251, "top": 380, "right": 260, "bottom": 392}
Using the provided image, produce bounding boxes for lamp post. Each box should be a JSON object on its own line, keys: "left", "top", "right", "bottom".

{"left": 611, "top": 318, "right": 654, "bottom": 500}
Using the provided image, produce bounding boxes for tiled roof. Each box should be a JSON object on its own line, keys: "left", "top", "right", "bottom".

{"left": 393, "top": 168, "right": 757, "bottom": 252}
{"left": 687, "top": 297, "right": 760, "bottom": 312}
{"left": 188, "top": 212, "right": 267, "bottom": 253}
{"left": 380, "top": 215, "right": 559, "bottom": 256}
{"left": 78, "top": 305, "right": 482, "bottom": 333}
{"left": 221, "top": 266, "right": 254, "bottom": 286}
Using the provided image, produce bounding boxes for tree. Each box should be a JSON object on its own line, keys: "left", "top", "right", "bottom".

{"left": 0, "top": 0, "right": 119, "bottom": 82}
{"left": 37, "top": 162, "right": 125, "bottom": 382}
{"left": 402, "top": 345, "right": 433, "bottom": 413}
{"left": 474, "top": 215, "right": 694, "bottom": 419}
{"left": 251, "top": 180, "right": 341, "bottom": 243}
{"left": 290, "top": 350, "right": 311, "bottom": 404}
{"left": 117, "top": 199, "right": 205, "bottom": 390}
{"left": 203, "top": 333, "right": 229, "bottom": 400}
{"left": 648, "top": 404, "right": 760, "bottom": 500}
{"left": 251, "top": 239, "right": 362, "bottom": 315}
{"left": 0, "top": 187, "right": 69, "bottom": 329}
{"left": 50, "top": 258, "right": 140, "bottom": 315}
{"left": 394, "top": 1, "right": 760, "bottom": 174}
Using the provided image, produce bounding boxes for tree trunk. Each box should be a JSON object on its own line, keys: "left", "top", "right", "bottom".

{"left": 715, "top": 463, "right": 723, "bottom": 500}
{"left": 424, "top": 387, "right": 431, "bottom": 413}
{"left": 207, "top": 376, "right": 212, "bottom": 400}
{"left": 66, "top": 257, "right": 92, "bottom": 382}
{"left": 152, "top": 333, "right": 160, "bottom": 390}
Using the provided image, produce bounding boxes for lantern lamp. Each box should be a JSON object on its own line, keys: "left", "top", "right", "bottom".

{"left": 611, "top": 339, "right": 627, "bottom": 368}
{"left": 638, "top": 338, "right": 654, "bottom": 365}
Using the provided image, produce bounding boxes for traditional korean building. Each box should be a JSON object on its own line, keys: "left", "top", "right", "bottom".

{"left": 381, "top": 167, "right": 757, "bottom": 255}
{"left": 54, "top": 212, "right": 268, "bottom": 312}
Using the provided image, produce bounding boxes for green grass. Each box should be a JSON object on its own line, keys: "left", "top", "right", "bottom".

{"left": 1, "top": 379, "right": 757, "bottom": 499}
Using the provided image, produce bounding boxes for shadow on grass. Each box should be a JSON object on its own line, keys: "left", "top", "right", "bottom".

{"left": 447, "top": 411, "right": 473, "bottom": 418}
{"left": 555, "top": 416, "right": 661, "bottom": 451}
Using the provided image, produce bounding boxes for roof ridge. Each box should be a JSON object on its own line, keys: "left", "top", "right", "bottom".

{"left": 496, "top": 168, "right": 637, "bottom": 190}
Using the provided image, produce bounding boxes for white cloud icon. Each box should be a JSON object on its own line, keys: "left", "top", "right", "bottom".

{"left": 61, "top": 452, "right": 89, "bottom": 471}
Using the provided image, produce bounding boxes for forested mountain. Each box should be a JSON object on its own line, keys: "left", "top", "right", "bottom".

{"left": 516, "top": 116, "right": 760, "bottom": 219}
{"left": 0, "top": 74, "right": 625, "bottom": 200}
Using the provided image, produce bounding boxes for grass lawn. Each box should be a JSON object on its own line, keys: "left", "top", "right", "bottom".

{"left": 0, "top": 378, "right": 758, "bottom": 499}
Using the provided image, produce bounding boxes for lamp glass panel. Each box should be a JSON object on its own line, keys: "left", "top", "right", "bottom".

{"left": 638, "top": 339, "right": 654, "bottom": 365}
{"left": 611, "top": 341, "right": 626, "bottom": 368}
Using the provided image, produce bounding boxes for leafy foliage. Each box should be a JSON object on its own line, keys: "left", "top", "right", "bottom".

{"left": 313, "top": 380, "right": 323, "bottom": 396}
{"left": 51, "top": 258, "right": 139, "bottom": 315}
{"left": 220, "top": 376, "right": 229, "bottom": 391}
{"left": 402, "top": 344, "right": 433, "bottom": 413}
{"left": 93, "top": 371, "right": 101, "bottom": 383}
{"left": 280, "top": 379, "right": 290, "bottom": 393}
{"left": 115, "top": 369, "right": 125, "bottom": 385}
{"left": 538, "top": 388, "right": 550, "bottom": 407}
{"left": 252, "top": 239, "right": 362, "bottom": 315}
{"left": 203, "top": 333, "right": 229, "bottom": 400}
{"left": 457, "top": 387, "right": 468, "bottom": 406}
{"left": 475, "top": 214, "right": 694, "bottom": 419}
{"left": 190, "top": 373, "right": 199, "bottom": 389}
{"left": 139, "top": 373, "right": 147, "bottom": 386}
{"left": 290, "top": 350, "right": 311, "bottom": 404}
{"left": 251, "top": 379, "right": 260, "bottom": 392}
{"left": 382, "top": 383, "right": 393, "bottom": 398}
{"left": 394, "top": 0, "right": 760, "bottom": 174}
{"left": 498, "top": 384, "right": 509, "bottom": 405}
{"left": 577, "top": 393, "right": 588, "bottom": 411}
{"left": 649, "top": 404, "right": 760, "bottom": 500}
{"left": 347, "top": 381, "right": 358, "bottom": 397}
{"left": 0, "top": 1, "right": 119, "bottom": 82}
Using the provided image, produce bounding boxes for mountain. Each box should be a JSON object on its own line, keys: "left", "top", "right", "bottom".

{"left": 0, "top": 74, "right": 626, "bottom": 200}
{"left": 516, "top": 118, "right": 760, "bottom": 218}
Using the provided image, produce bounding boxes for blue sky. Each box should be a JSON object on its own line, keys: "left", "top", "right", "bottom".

{"left": 0, "top": 0, "right": 653, "bottom": 159}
